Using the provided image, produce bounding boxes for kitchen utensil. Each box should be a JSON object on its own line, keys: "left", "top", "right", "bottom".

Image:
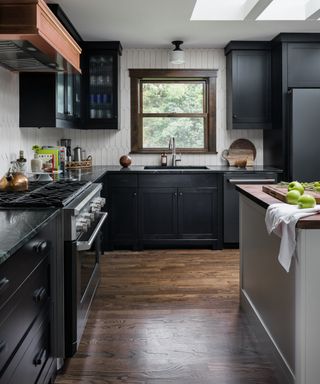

{"left": 81, "top": 149, "right": 87, "bottom": 161}
{"left": 222, "top": 139, "right": 256, "bottom": 167}
{"left": 73, "top": 146, "right": 82, "bottom": 162}
{"left": 229, "top": 139, "right": 257, "bottom": 159}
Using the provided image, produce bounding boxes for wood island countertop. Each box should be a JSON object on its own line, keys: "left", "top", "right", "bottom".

{"left": 236, "top": 184, "right": 320, "bottom": 229}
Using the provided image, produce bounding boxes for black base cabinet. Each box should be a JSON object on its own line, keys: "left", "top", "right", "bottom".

{"left": 103, "top": 174, "right": 138, "bottom": 250}
{"left": 103, "top": 173, "right": 222, "bottom": 250}
{"left": 0, "top": 218, "right": 58, "bottom": 384}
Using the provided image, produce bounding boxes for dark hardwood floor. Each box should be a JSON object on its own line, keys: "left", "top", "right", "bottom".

{"left": 55, "top": 250, "right": 279, "bottom": 384}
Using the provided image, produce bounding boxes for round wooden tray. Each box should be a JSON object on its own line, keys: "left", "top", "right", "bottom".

{"left": 229, "top": 139, "right": 256, "bottom": 160}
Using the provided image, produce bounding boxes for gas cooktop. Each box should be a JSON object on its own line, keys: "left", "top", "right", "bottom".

{"left": 0, "top": 180, "right": 91, "bottom": 208}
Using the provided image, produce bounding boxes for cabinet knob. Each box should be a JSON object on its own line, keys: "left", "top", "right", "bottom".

{"left": 33, "top": 240, "right": 48, "bottom": 254}
{"left": 133, "top": 192, "right": 137, "bottom": 197}
{"left": 179, "top": 192, "right": 183, "bottom": 196}
{"left": 33, "top": 287, "right": 47, "bottom": 304}
{"left": 173, "top": 192, "right": 177, "bottom": 197}
{"left": 233, "top": 114, "right": 237, "bottom": 119}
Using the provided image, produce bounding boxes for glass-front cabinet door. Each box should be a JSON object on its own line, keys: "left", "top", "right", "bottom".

{"left": 82, "top": 42, "right": 122, "bottom": 129}
{"left": 88, "top": 54, "right": 114, "bottom": 120}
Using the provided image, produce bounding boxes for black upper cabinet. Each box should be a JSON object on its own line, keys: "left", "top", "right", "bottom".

{"left": 225, "top": 42, "right": 272, "bottom": 130}
{"left": 81, "top": 42, "right": 122, "bottom": 130}
{"left": 20, "top": 4, "right": 82, "bottom": 129}
{"left": 287, "top": 43, "right": 320, "bottom": 87}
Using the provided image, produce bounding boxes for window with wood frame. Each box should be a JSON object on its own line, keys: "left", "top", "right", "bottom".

{"left": 129, "top": 69, "right": 218, "bottom": 153}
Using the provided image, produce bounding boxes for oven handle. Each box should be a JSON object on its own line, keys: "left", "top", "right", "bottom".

{"left": 76, "top": 212, "right": 108, "bottom": 251}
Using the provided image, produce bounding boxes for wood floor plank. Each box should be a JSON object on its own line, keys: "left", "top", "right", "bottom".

{"left": 55, "top": 249, "right": 279, "bottom": 384}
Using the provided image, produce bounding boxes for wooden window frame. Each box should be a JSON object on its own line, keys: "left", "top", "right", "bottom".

{"left": 129, "top": 69, "right": 218, "bottom": 154}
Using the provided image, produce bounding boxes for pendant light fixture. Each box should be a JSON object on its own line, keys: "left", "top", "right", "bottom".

{"left": 169, "top": 40, "right": 185, "bottom": 65}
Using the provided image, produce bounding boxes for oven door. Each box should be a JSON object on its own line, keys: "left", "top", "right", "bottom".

{"left": 65, "top": 212, "right": 107, "bottom": 357}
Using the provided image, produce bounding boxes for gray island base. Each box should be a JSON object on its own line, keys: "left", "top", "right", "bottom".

{"left": 238, "top": 185, "right": 320, "bottom": 384}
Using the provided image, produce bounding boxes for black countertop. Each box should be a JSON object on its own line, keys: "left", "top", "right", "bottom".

{"left": 0, "top": 208, "right": 59, "bottom": 265}
{"left": 54, "top": 165, "right": 283, "bottom": 183}
{"left": 0, "top": 164, "right": 282, "bottom": 263}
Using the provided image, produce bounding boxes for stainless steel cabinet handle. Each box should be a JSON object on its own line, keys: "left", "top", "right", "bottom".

{"left": 228, "top": 178, "right": 276, "bottom": 184}
{"left": 179, "top": 192, "right": 183, "bottom": 196}
{"left": 77, "top": 212, "right": 108, "bottom": 251}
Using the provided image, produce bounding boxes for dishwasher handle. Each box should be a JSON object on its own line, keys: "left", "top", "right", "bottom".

{"left": 227, "top": 178, "right": 276, "bottom": 184}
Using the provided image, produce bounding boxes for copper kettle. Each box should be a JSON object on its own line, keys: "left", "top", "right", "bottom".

{"left": 0, "top": 165, "right": 28, "bottom": 192}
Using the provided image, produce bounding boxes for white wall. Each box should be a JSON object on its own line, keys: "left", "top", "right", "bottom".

{"left": 0, "top": 48, "right": 263, "bottom": 175}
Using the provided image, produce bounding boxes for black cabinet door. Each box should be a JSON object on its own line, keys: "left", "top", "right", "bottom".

{"left": 81, "top": 42, "right": 121, "bottom": 129}
{"left": 288, "top": 43, "right": 320, "bottom": 87}
{"left": 109, "top": 187, "right": 138, "bottom": 245}
{"left": 227, "top": 50, "right": 271, "bottom": 129}
{"left": 177, "top": 188, "right": 217, "bottom": 239}
{"left": 139, "top": 188, "right": 178, "bottom": 240}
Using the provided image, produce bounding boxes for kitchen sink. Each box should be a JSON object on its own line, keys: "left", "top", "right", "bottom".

{"left": 144, "top": 166, "right": 209, "bottom": 170}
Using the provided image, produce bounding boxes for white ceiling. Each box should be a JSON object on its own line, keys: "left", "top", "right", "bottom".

{"left": 47, "top": 0, "right": 320, "bottom": 48}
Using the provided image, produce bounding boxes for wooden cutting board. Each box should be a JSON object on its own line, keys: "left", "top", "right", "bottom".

{"left": 262, "top": 185, "right": 320, "bottom": 203}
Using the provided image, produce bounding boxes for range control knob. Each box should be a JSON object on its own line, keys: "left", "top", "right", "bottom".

{"left": 83, "top": 212, "right": 95, "bottom": 222}
{"left": 76, "top": 220, "right": 88, "bottom": 232}
{"left": 90, "top": 203, "right": 101, "bottom": 213}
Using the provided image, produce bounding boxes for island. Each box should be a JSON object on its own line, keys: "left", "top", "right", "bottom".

{"left": 237, "top": 185, "right": 320, "bottom": 384}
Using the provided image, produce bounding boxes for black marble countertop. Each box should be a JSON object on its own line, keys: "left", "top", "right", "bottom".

{"left": 0, "top": 209, "right": 59, "bottom": 265}
{"left": 52, "top": 165, "right": 283, "bottom": 183}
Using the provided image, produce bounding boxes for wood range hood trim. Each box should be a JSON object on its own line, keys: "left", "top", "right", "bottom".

{"left": 0, "top": 0, "right": 81, "bottom": 73}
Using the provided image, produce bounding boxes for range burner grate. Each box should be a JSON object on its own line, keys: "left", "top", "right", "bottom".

{"left": 0, "top": 180, "right": 91, "bottom": 208}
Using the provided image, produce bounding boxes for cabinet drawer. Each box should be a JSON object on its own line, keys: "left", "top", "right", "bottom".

{"left": 108, "top": 174, "right": 138, "bottom": 187}
{"left": 0, "top": 233, "right": 50, "bottom": 310}
{"left": 139, "top": 174, "right": 218, "bottom": 188}
{"left": 0, "top": 257, "right": 49, "bottom": 374}
{"left": 4, "top": 307, "right": 50, "bottom": 384}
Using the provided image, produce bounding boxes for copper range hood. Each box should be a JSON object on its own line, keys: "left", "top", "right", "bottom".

{"left": 0, "top": 0, "right": 81, "bottom": 72}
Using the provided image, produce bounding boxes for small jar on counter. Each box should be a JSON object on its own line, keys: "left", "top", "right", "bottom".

{"left": 160, "top": 153, "right": 167, "bottom": 166}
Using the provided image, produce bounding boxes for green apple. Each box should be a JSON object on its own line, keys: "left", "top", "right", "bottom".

{"left": 297, "top": 194, "right": 316, "bottom": 209}
{"left": 286, "top": 189, "right": 301, "bottom": 205}
{"left": 288, "top": 181, "right": 304, "bottom": 195}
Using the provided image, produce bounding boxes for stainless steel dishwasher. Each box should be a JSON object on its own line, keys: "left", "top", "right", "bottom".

{"left": 223, "top": 172, "right": 278, "bottom": 246}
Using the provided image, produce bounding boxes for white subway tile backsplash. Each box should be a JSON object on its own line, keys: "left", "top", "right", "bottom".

{"left": 0, "top": 48, "right": 263, "bottom": 175}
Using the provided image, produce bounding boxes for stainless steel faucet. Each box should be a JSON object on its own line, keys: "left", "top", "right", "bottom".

{"left": 168, "top": 137, "right": 176, "bottom": 166}
{"left": 168, "top": 137, "right": 181, "bottom": 166}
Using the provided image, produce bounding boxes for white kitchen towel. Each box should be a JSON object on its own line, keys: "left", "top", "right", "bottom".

{"left": 265, "top": 203, "right": 320, "bottom": 272}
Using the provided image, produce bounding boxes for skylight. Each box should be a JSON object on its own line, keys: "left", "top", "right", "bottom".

{"left": 191, "top": 0, "right": 320, "bottom": 21}
{"left": 257, "top": 0, "right": 308, "bottom": 20}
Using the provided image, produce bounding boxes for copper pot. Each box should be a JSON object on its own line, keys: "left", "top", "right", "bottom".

{"left": 0, "top": 171, "right": 28, "bottom": 192}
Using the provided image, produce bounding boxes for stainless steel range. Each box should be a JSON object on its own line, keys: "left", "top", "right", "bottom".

{"left": 63, "top": 183, "right": 107, "bottom": 357}
{"left": 0, "top": 180, "right": 107, "bottom": 358}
